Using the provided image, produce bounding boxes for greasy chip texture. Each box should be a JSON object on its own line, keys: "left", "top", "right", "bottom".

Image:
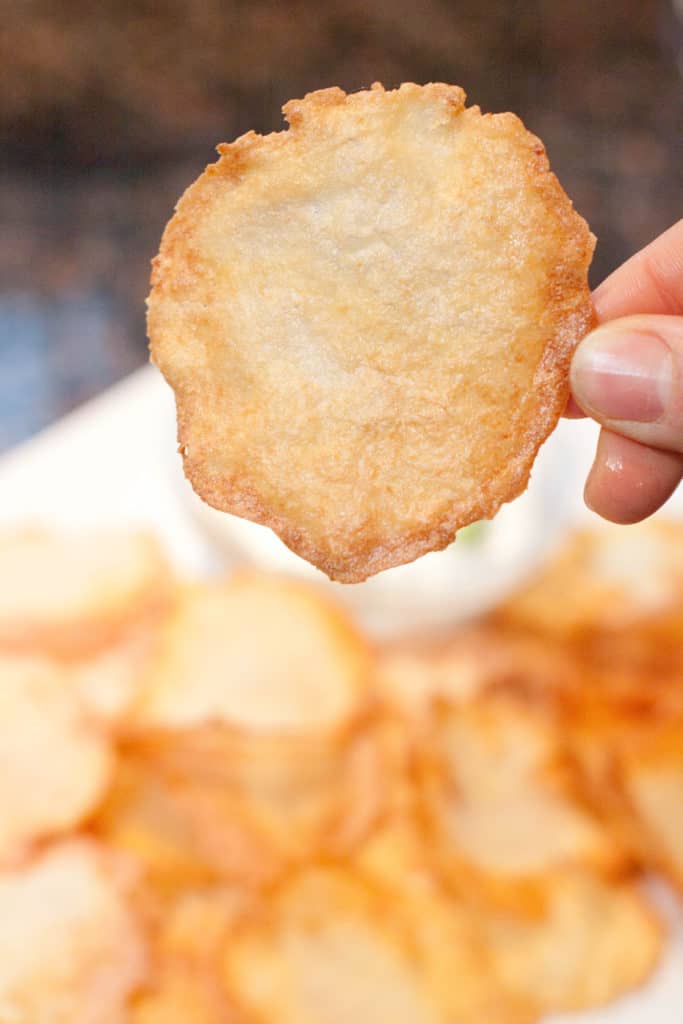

{"left": 0, "top": 656, "right": 112, "bottom": 864}
{"left": 148, "top": 82, "right": 595, "bottom": 582}
{"left": 0, "top": 840, "right": 146, "bottom": 1024}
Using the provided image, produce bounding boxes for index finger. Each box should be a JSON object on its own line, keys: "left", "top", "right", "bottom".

{"left": 592, "top": 218, "right": 683, "bottom": 321}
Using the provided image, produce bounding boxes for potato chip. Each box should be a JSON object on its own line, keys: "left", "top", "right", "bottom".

{"left": 73, "top": 625, "right": 163, "bottom": 727}
{"left": 0, "top": 840, "right": 146, "bottom": 1024}
{"left": 118, "top": 719, "right": 385, "bottom": 886}
{"left": 351, "top": 816, "right": 536, "bottom": 1022}
{"left": 132, "top": 974, "right": 237, "bottom": 1024}
{"left": 0, "top": 529, "right": 172, "bottom": 659}
{"left": 224, "top": 866, "right": 533, "bottom": 1024}
{"left": 93, "top": 757, "right": 217, "bottom": 904}
{"left": 421, "top": 696, "right": 622, "bottom": 908}
{"left": 148, "top": 81, "right": 594, "bottom": 582}
{"left": 132, "top": 886, "right": 248, "bottom": 1024}
{"left": 377, "top": 626, "right": 572, "bottom": 718}
{"left": 480, "top": 871, "right": 662, "bottom": 1011}
{"left": 563, "top": 688, "right": 683, "bottom": 876}
{"left": 133, "top": 574, "right": 371, "bottom": 734}
{"left": 618, "top": 725, "right": 683, "bottom": 890}
{"left": 0, "top": 655, "right": 112, "bottom": 864}
{"left": 126, "top": 576, "right": 380, "bottom": 880}
{"left": 498, "top": 521, "right": 683, "bottom": 658}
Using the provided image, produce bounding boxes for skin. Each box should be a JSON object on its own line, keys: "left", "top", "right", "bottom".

{"left": 567, "top": 219, "right": 683, "bottom": 522}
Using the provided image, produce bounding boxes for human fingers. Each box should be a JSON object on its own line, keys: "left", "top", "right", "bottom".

{"left": 592, "top": 218, "right": 683, "bottom": 320}
{"left": 584, "top": 428, "right": 683, "bottom": 523}
{"left": 570, "top": 314, "right": 683, "bottom": 455}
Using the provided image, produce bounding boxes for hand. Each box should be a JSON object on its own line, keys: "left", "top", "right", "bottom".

{"left": 567, "top": 218, "right": 683, "bottom": 523}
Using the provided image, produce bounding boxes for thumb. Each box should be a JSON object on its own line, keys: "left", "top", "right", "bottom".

{"left": 570, "top": 314, "right": 683, "bottom": 455}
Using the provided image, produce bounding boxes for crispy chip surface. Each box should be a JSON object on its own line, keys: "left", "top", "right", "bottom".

{"left": 149, "top": 82, "right": 594, "bottom": 582}
{"left": 0, "top": 529, "right": 171, "bottom": 658}
{"left": 133, "top": 574, "right": 370, "bottom": 733}
{"left": 0, "top": 840, "right": 146, "bottom": 1024}
{"left": 0, "top": 656, "right": 112, "bottom": 863}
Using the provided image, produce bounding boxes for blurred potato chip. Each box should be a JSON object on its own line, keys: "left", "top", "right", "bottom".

{"left": 352, "top": 818, "right": 536, "bottom": 1022}
{"left": 480, "top": 871, "right": 662, "bottom": 1011}
{"left": 421, "top": 695, "right": 622, "bottom": 908}
{"left": 0, "top": 529, "right": 172, "bottom": 660}
{"left": 93, "top": 757, "right": 217, "bottom": 904}
{"left": 377, "top": 626, "right": 572, "bottom": 719}
{"left": 73, "top": 625, "right": 165, "bottom": 727}
{"left": 125, "top": 575, "right": 382, "bottom": 881}
{"left": 132, "top": 887, "right": 248, "bottom": 1024}
{"left": 497, "top": 521, "right": 683, "bottom": 666}
{"left": 111, "top": 720, "right": 386, "bottom": 886}
{"left": 620, "top": 726, "right": 683, "bottom": 890}
{"left": 0, "top": 655, "right": 112, "bottom": 864}
{"left": 0, "top": 839, "right": 147, "bottom": 1024}
{"left": 566, "top": 698, "right": 683, "bottom": 878}
{"left": 132, "top": 974, "right": 237, "bottom": 1024}
{"left": 133, "top": 574, "right": 371, "bottom": 734}
{"left": 224, "top": 865, "right": 533, "bottom": 1024}
{"left": 0, "top": 523, "right": 675, "bottom": 1020}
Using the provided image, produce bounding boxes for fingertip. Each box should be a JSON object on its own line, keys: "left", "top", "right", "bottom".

{"left": 584, "top": 429, "right": 683, "bottom": 524}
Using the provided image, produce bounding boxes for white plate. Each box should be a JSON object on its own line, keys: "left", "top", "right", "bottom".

{"left": 0, "top": 366, "right": 681, "bottom": 1018}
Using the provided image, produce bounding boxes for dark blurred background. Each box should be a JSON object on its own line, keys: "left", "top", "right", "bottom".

{"left": 0, "top": 0, "right": 681, "bottom": 451}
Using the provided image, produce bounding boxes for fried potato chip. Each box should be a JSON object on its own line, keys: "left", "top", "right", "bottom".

{"left": 0, "top": 840, "right": 146, "bottom": 1024}
{"left": 132, "top": 974, "right": 238, "bottom": 1024}
{"left": 223, "top": 866, "right": 533, "bottom": 1024}
{"left": 0, "top": 529, "right": 172, "bottom": 659}
{"left": 421, "top": 696, "right": 622, "bottom": 908}
{"left": 116, "top": 719, "right": 385, "bottom": 886}
{"left": 127, "top": 575, "right": 380, "bottom": 877}
{"left": 0, "top": 655, "right": 112, "bottom": 864}
{"left": 377, "top": 626, "right": 572, "bottom": 718}
{"left": 132, "top": 886, "right": 248, "bottom": 1024}
{"left": 498, "top": 521, "right": 683, "bottom": 656}
{"left": 561, "top": 683, "right": 683, "bottom": 872}
{"left": 133, "top": 574, "right": 371, "bottom": 734}
{"left": 481, "top": 871, "right": 662, "bottom": 1012}
{"left": 148, "top": 81, "right": 594, "bottom": 583}
{"left": 619, "top": 725, "right": 683, "bottom": 890}
{"left": 73, "top": 626, "right": 164, "bottom": 727}
{"left": 93, "top": 757, "right": 218, "bottom": 904}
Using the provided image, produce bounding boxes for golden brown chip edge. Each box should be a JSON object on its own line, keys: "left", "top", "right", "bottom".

{"left": 149, "top": 82, "right": 596, "bottom": 583}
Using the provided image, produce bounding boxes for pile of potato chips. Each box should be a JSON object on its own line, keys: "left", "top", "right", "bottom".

{"left": 0, "top": 520, "right": 680, "bottom": 1023}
